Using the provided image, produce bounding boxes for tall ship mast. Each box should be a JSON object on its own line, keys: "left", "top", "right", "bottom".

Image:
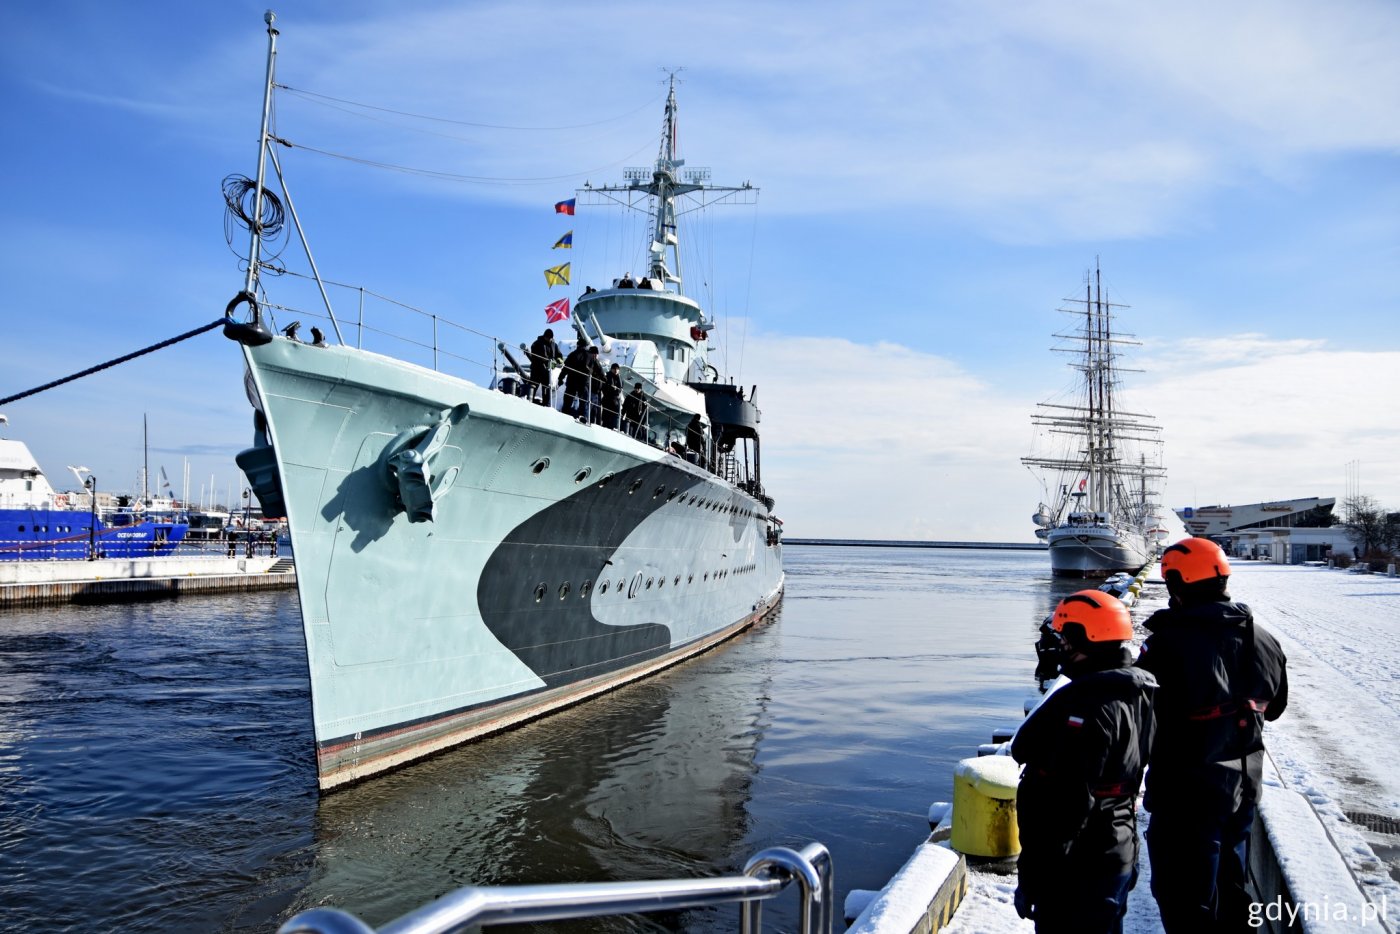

{"left": 221, "top": 16, "right": 783, "bottom": 791}
{"left": 1023, "top": 265, "right": 1166, "bottom": 577}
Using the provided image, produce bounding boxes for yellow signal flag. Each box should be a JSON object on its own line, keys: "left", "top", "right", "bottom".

{"left": 544, "top": 262, "right": 571, "bottom": 287}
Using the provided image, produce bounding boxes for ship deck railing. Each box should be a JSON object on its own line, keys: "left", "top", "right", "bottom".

{"left": 278, "top": 842, "right": 832, "bottom": 934}
{"left": 255, "top": 275, "right": 768, "bottom": 498}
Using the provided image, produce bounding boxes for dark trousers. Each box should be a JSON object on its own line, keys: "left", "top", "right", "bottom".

{"left": 529, "top": 373, "right": 551, "bottom": 406}
{"left": 600, "top": 399, "right": 620, "bottom": 430}
{"left": 1147, "top": 801, "right": 1255, "bottom": 932}
{"left": 1025, "top": 865, "right": 1134, "bottom": 934}
{"left": 562, "top": 385, "right": 588, "bottom": 419}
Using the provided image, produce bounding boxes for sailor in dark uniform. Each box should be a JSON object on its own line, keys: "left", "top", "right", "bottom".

{"left": 1013, "top": 590, "right": 1157, "bottom": 933}
{"left": 1137, "top": 537, "right": 1288, "bottom": 932}
{"left": 527, "top": 329, "right": 562, "bottom": 406}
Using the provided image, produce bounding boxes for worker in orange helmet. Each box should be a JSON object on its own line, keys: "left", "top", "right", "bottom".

{"left": 1012, "top": 589, "right": 1157, "bottom": 932}
{"left": 1136, "top": 537, "right": 1288, "bottom": 932}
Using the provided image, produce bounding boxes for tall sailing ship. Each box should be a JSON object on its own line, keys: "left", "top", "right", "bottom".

{"left": 1023, "top": 266, "right": 1166, "bottom": 578}
{"left": 222, "top": 15, "right": 783, "bottom": 790}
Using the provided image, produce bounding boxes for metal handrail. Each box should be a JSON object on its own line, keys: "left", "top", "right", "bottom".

{"left": 278, "top": 843, "right": 832, "bottom": 934}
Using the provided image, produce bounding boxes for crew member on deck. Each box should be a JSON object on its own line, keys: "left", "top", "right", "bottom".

{"left": 685, "top": 414, "right": 706, "bottom": 467}
{"left": 1012, "top": 591, "right": 1157, "bottom": 933}
{"left": 600, "top": 363, "right": 623, "bottom": 430}
{"left": 561, "top": 345, "right": 604, "bottom": 421}
{"left": 528, "top": 329, "right": 562, "bottom": 406}
{"left": 622, "top": 382, "right": 647, "bottom": 440}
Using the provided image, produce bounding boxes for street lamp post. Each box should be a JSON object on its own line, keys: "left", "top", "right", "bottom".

{"left": 85, "top": 475, "right": 98, "bottom": 560}
{"left": 242, "top": 488, "right": 252, "bottom": 557}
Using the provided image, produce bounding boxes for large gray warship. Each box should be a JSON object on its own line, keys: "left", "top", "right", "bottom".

{"left": 222, "top": 14, "right": 783, "bottom": 790}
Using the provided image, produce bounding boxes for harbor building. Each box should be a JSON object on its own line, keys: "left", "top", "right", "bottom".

{"left": 1174, "top": 497, "right": 1353, "bottom": 563}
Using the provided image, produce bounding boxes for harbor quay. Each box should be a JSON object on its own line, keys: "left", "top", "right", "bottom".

{"left": 0, "top": 553, "right": 294, "bottom": 609}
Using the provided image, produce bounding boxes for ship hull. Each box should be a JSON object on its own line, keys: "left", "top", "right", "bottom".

{"left": 1046, "top": 525, "right": 1152, "bottom": 578}
{"left": 241, "top": 338, "right": 783, "bottom": 790}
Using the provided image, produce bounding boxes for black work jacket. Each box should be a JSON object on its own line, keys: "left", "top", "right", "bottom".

{"left": 561, "top": 348, "right": 602, "bottom": 391}
{"left": 621, "top": 390, "right": 646, "bottom": 422}
{"left": 601, "top": 372, "right": 623, "bottom": 405}
{"left": 1136, "top": 600, "right": 1288, "bottom": 812}
{"left": 528, "top": 336, "right": 561, "bottom": 376}
{"left": 1012, "top": 647, "right": 1157, "bottom": 890}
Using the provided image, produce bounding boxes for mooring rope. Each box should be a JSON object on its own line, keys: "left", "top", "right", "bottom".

{"left": 0, "top": 318, "right": 228, "bottom": 407}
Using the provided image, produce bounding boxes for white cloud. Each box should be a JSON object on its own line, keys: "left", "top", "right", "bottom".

{"left": 735, "top": 329, "right": 1400, "bottom": 541}
{"left": 1140, "top": 337, "right": 1400, "bottom": 512}
{"left": 39, "top": 0, "right": 1392, "bottom": 243}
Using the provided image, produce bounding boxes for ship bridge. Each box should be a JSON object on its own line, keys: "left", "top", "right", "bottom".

{"left": 579, "top": 283, "right": 706, "bottom": 384}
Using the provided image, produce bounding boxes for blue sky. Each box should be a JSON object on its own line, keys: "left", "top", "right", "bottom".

{"left": 2, "top": 0, "right": 1397, "bottom": 540}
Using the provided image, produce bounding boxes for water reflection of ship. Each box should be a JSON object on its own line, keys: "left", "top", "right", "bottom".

{"left": 287, "top": 617, "right": 777, "bottom": 931}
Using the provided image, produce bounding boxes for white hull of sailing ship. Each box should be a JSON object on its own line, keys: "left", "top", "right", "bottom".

{"left": 1024, "top": 266, "right": 1165, "bottom": 579}
{"left": 1044, "top": 523, "right": 1153, "bottom": 577}
{"left": 224, "top": 19, "right": 781, "bottom": 790}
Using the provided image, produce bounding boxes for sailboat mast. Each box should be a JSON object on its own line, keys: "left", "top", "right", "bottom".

{"left": 142, "top": 413, "right": 149, "bottom": 506}
{"left": 1083, "top": 272, "right": 1097, "bottom": 512}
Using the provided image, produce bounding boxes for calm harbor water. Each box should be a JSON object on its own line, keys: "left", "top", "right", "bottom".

{"left": 1, "top": 545, "right": 1097, "bottom": 932}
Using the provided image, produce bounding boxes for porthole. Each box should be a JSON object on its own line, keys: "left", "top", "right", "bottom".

{"left": 673, "top": 575, "right": 681, "bottom": 586}
{"left": 658, "top": 577, "right": 665, "bottom": 589}
{"left": 687, "top": 574, "right": 694, "bottom": 584}
{"left": 704, "top": 572, "right": 709, "bottom": 581}
{"left": 531, "top": 457, "right": 551, "bottom": 475}
{"left": 653, "top": 485, "right": 666, "bottom": 499}
{"left": 687, "top": 495, "right": 697, "bottom": 505}
{"left": 599, "top": 472, "right": 615, "bottom": 487}
{"left": 600, "top": 580, "right": 610, "bottom": 594}
{"left": 574, "top": 467, "right": 593, "bottom": 484}
{"left": 629, "top": 478, "right": 645, "bottom": 494}
{"left": 559, "top": 582, "right": 571, "bottom": 600}
{"left": 534, "top": 582, "right": 547, "bottom": 602}
{"left": 646, "top": 577, "right": 654, "bottom": 589}
{"left": 617, "top": 579, "right": 625, "bottom": 591}
{"left": 666, "top": 490, "right": 678, "bottom": 501}
{"left": 580, "top": 580, "right": 592, "bottom": 598}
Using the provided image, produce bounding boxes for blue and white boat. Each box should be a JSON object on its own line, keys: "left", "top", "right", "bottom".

{"left": 0, "top": 416, "right": 189, "bottom": 561}
{"left": 223, "top": 16, "right": 783, "bottom": 791}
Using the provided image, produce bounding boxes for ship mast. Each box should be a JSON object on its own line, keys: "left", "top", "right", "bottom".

{"left": 1023, "top": 262, "right": 1164, "bottom": 524}
{"left": 243, "top": 11, "right": 280, "bottom": 301}
{"left": 579, "top": 73, "right": 756, "bottom": 298}
{"left": 649, "top": 76, "right": 683, "bottom": 287}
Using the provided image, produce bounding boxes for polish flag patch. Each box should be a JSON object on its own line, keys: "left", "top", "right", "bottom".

{"left": 1066, "top": 716, "right": 1085, "bottom": 729}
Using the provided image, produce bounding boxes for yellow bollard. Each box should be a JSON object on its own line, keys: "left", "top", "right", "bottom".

{"left": 950, "top": 755, "right": 1021, "bottom": 857}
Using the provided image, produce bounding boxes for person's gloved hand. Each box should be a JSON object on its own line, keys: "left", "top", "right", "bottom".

{"left": 1013, "top": 885, "right": 1035, "bottom": 920}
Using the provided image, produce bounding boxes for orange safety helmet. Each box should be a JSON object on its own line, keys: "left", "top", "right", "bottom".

{"left": 1160, "top": 537, "right": 1231, "bottom": 584}
{"left": 1051, "top": 590, "right": 1134, "bottom": 643}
